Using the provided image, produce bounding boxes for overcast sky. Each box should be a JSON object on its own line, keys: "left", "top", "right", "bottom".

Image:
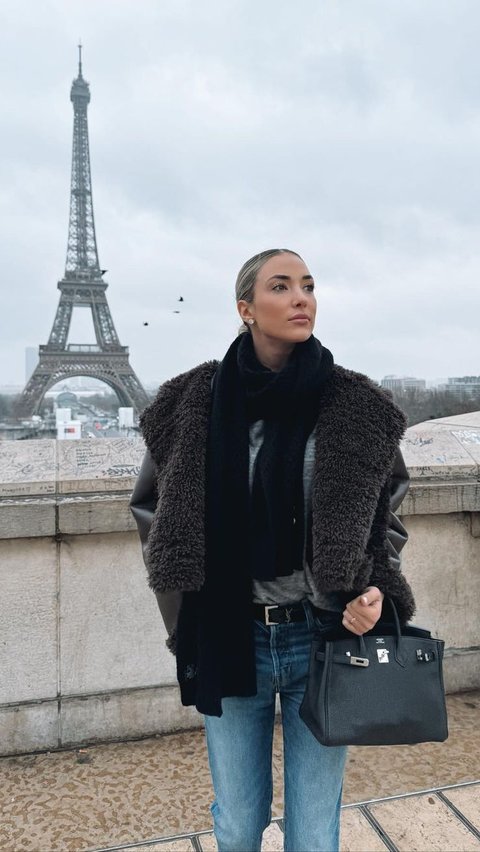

{"left": 1, "top": 0, "right": 479, "bottom": 391}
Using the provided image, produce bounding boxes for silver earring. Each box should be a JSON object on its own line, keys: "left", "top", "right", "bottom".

{"left": 248, "top": 319, "right": 255, "bottom": 325}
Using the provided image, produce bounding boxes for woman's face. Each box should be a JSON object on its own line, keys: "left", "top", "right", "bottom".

{"left": 238, "top": 253, "right": 317, "bottom": 346}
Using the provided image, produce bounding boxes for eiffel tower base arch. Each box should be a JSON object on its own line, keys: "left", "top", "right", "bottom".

{"left": 14, "top": 349, "right": 150, "bottom": 418}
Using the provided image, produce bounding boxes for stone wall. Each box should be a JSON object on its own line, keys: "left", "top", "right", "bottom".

{"left": 395, "top": 410, "right": 480, "bottom": 695}
{"left": 1, "top": 413, "right": 479, "bottom": 756}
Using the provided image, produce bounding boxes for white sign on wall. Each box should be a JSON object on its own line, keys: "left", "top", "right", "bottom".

{"left": 118, "top": 407, "right": 134, "bottom": 429}
{"left": 56, "top": 408, "right": 71, "bottom": 424}
{"left": 57, "top": 421, "right": 82, "bottom": 440}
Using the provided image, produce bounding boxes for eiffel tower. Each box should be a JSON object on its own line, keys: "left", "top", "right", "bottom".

{"left": 15, "top": 47, "right": 149, "bottom": 417}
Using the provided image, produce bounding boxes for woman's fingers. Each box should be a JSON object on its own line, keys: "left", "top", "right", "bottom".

{"left": 343, "top": 588, "right": 384, "bottom": 634}
{"left": 342, "top": 608, "right": 371, "bottom": 634}
{"left": 358, "top": 586, "right": 384, "bottom": 607}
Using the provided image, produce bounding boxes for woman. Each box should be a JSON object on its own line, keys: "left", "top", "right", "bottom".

{"left": 130, "top": 249, "right": 415, "bottom": 852}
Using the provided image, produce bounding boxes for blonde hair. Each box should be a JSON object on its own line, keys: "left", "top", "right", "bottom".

{"left": 235, "top": 248, "right": 303, "bottom": 333}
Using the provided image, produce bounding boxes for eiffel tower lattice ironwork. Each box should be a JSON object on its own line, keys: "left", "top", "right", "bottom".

{"left": 15, "top": 47, "right": 149, "bottom": 417}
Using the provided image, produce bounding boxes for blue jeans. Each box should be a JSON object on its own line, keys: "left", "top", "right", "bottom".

{"left": 204, "top": 602, "right": 347, "bottom": 852}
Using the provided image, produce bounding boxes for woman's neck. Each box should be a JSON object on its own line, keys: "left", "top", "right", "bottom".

{"left": 250, "top": 335, "right": 295, "bottom": 372}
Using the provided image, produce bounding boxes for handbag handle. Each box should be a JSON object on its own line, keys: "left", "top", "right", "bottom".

{"left": 356, "top": 597, "right": 407, "bottom": 667}
{"left": 389, "top": 597, "right": 407, "bottom": 666}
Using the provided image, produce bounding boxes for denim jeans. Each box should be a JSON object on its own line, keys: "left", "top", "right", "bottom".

{"left": 204, "top": 602, "right": 347, "bottom": 852}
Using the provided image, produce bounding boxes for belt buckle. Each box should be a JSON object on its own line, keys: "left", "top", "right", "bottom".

{"left": 265, "top": 605, "right": 278, "bottom": 626}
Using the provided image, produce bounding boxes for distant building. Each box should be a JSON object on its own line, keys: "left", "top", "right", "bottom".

{"left": 25, "top": 347, "right": 38, "bottom": 382}
{"left": 441, "top": 377, "right": 480, "bottom": 397}
{"left": 56, "top": 391, "right": 78, "bottom": 408}
{"left": 61, "top": 376, "right": 108, "bottom": 392}
{"left": 381, "top": 375, "right": 426, "bottom": 392}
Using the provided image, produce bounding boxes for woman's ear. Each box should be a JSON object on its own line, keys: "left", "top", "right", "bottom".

{"left": 237, "top": 300, "right": 254, "bottom": 325}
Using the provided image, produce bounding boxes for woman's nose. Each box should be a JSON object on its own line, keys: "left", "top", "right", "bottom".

{"left": 292, "top": 288, "right": 307, "bottom": 305}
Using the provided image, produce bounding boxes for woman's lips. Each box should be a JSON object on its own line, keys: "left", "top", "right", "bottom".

{"left": 288, "top": 316, "right": 310, "bottom": 323}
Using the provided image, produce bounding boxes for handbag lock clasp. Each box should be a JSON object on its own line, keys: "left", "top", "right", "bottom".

{"left": 346, "top": 652, "right": 369, "bottom": 667}
{"left": 416, "top": 649, "right": 435, "bottom": 663}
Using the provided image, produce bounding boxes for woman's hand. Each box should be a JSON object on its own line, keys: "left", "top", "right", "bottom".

{"left": 342, "top": 586, "right": 384, "bottom": 635}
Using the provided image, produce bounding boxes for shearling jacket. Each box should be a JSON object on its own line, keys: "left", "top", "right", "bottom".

{"left": 130, "top": 360, "right": 415, "bottom": 648}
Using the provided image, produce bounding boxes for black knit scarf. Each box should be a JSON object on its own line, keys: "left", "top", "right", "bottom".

{"left": 176, "top": 334, "right": 334, "bottom": 716}
{"left": 240, "top": 333, "right": 334, "bottom": 579}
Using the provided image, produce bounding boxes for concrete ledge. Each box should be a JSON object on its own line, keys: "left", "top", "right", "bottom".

{"left": 0, "top": 437, "right": 143, "bottom": 539}
{"left": 0, "top": 685, "right": 202, "bottom": 755}
{"left": 2, "top": 431, "right": 480, "bottom": 539}
{"left": 0, "top": 702, "right": 59, "bottom": 755}
{"left": 60, "top": 685, "right": 202, "bottom": 747}
{"left": 399, "top": 482, "right": 480, "bottom": 516}
{"left": 0, "top": 498, "right": 56, "bottom": 538}
{"left": 443, "top": 648, "right": 480, "bottom": 694}
{"left": 401, "top": 417, "right": 480, "bottom": 479}
{"left": 2, "top": 485, "right": 480, "bottom": 537}
{"left": 0, "top": 494, "right": 139, "bottom": 539}
{"left": 0, "top": 437, "right": 142, "bottom": 502}
{"left": 0, "top": 438, "right": 56, "bottom": 497}
{"left": 58, "top": 494, "right": 138, "bottom": 535}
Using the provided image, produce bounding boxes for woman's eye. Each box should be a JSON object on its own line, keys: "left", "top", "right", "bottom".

{"left": 304, "top": 284, "right": 315, "bottom": 292}
{"left": 272, "top": 283, "right": 287, "bottom": 291}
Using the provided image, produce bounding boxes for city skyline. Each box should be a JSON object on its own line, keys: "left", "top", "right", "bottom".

{"left": 3, "top": 364, "right": 477, "bottom": 397}
{"left": 1, "top": 1, "right": 479, "bottom": 390}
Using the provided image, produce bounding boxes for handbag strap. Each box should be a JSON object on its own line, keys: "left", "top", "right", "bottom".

{"left": 389, "top": 597, "right": 401, "bottom": 635}
{"left": 387, "top": 597, "right": 408, "bottom": 667}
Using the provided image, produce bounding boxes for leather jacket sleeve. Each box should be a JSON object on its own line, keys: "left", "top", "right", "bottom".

{"left": 366, "top": 445, "right": 414, "bottom": 622}
{"left": 130, "top": 449, "right": 158, "bottom": 562}
{"left": 387, "top": 447, "right": 409, "bottom": 570}
{"left": 130, "top": 449, "right": 182, "bottom": 642}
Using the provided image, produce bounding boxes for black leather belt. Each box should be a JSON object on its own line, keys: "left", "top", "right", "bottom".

{"left": 253, "top": 601, "right": 314, "bottom": 625}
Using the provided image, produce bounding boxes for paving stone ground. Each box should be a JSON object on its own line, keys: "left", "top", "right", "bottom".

{"left": 0, "top": 691, "right": 478, "bottom": 852}
{"left": 96, "top": 783, "right": 480, "bottom": 851}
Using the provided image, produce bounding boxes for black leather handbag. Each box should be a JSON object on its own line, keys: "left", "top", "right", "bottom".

{"left": 299, "top": 600, "right": 449, "bottom": 746}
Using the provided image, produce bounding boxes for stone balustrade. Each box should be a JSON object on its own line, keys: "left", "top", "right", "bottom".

{"left": 1, "top": 412, "right": 479, "bottom": 756}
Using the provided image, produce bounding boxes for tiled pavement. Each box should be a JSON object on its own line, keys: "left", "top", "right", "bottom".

{"left": 96, "top": 782, "right": 480, "bottom": 851}
{"left": 0, "top": 691, "right": 478, "bottom": 852}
